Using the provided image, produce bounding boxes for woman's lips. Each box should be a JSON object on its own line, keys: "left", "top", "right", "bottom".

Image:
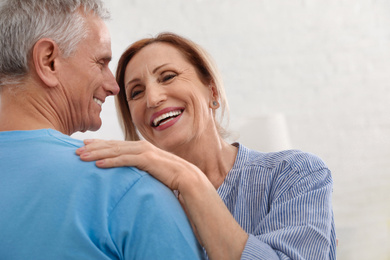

{"left": 150, "top": 107, "right": 184, "bottom": 130}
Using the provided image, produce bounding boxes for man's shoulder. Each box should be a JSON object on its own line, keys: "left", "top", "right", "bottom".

{"left": 53, "top": 132, "right": 151, "bottom": 183}
{"left": 29, "top": 129, "right": 155, "bottom": 194}
{"left": 1, "top": 129, "right": 167, "bottom": 202}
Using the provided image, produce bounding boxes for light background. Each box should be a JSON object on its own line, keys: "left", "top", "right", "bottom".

{"left": 72, "top": 1, "right": 390, "bottom": 259}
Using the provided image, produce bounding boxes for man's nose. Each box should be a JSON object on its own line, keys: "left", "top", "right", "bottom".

{"left": 105, "top": 70, "right": 120, "bottom": 96}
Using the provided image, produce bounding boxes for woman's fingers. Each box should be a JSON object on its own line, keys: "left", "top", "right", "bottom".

{"left": 76, "top": 140, "right": 156, "bottom": 170}
{"left": 95, "top": 154, "right": 138, "bottom": 168}
{"left": 76, "top": 139, "right": 191, "bottom": 191}
{"left": 76, "top": 140, "right": 135, "bottom": 161}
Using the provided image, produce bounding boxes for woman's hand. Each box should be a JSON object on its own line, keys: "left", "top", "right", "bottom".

{"left": 76, "top": 139, "right": 205, "bottom": 192}
{"left": 77, "top": 139, "right": 159, "bottom": 169}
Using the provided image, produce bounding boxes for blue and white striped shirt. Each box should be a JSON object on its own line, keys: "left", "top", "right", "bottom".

{"left": 215, "top": 143, "right": 336, "bottom": 259}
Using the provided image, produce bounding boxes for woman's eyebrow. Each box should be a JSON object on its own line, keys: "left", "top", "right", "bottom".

{"left": 125, "top": 63, "right": 172, "bottom": 87}
{"left": 125, "top": 78, "right": 140, "bottom": 88}
{"left": 152, "top": 63, "right": 170, "bottom": 74}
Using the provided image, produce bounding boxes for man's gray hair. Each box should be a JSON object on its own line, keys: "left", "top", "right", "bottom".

{"left": 0, "top": 0, "right": 110, "bottom": 86}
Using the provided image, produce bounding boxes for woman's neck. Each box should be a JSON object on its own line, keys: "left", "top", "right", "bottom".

{"left": 171, "top": 136, "right": 238, "bottom": 189}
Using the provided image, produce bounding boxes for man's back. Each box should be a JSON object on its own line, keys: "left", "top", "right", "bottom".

{"left": 0, "top": 129, "right": 203, "bottom": 259}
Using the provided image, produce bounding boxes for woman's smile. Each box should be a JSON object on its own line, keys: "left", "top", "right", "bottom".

{"left": 150, "top": 107, "right": 185, "bottom": 130}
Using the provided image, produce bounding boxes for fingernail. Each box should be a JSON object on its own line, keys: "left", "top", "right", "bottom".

{"left": 84, "top": 139, "right": 94, "bottom": 144}
{"left": 96, "top": 160, "right": 105, "bottom": 167}
{"left": 77, "top": 147, "right": 85, "bottom": 153}
{"left": 80, "top": 152, "right": 91, "bottom": 158}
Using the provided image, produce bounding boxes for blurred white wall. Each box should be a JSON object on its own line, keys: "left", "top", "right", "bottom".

{"left": 72, "top": 1, "right": 390, "bottom": 259}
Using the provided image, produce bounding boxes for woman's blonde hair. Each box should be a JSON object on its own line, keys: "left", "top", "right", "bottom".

{"left": 115, "top": 32, "right": 229, "bottom": 141}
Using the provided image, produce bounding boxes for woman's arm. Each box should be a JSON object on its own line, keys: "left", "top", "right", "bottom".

{"left": 76, "top": 139, "right": 250, "bottom": 260}
{"left": 77, "top": 141, "right": 336, "bottom": 259}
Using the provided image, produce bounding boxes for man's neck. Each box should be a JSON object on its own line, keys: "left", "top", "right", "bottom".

{"left": 0, "top": 85, "right": 63, "bottom": 133}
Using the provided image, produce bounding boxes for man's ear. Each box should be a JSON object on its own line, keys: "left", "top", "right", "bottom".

{"left": 32, "top": 38, "right": 60, "bottom": 87}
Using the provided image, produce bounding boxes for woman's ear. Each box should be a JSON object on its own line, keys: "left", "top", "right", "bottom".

{"left": 32, "top": 38, "right": 60, "bottom": 87}
{"left": 208, "top": 81, "right": 220, "bottom": 109}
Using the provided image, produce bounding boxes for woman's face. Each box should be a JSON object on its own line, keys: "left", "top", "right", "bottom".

{"left": 123, "top": 42, "right": 216, "bottom": 151}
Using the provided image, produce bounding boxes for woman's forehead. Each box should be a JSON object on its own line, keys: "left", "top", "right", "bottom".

{"left": 126, "top": 43, "right": 192, "bottom": 75}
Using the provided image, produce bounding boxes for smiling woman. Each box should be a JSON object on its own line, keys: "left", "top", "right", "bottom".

{"left": 77, "top": 32, "right": 337, "bottom": 260}
{"left": 116, "top": 34, "right": 229, "bottom": 143}
{"left": 120, "top": 41, "right": 221, "bottom": 151}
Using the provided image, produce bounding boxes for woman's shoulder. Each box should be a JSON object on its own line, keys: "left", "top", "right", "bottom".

{"left": 238, "top": 143, "right": 329, "bottom": 173}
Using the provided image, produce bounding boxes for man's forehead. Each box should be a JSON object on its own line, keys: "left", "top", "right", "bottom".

{"left": 79, "top": 15, "right": 112, "bottom": 55}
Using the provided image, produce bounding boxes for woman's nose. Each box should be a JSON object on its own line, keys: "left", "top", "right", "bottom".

{"left": 146, "top": 85, "right": 166, "bottom": 108}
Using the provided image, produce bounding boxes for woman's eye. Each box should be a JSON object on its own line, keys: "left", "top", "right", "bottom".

{"left": 131, "top": 91, "right": 139, "bottom": 99}
{"left": 128, "top": 86, "right": 144, "bottom": 100}
{"left": 161, "top": 73, "right": 176, "bottom": 82}
{"left": 131, "top": 90, "right": 142, "bottom": 99}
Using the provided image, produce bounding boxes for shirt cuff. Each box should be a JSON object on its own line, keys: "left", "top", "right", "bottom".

{"left": 241, "top": 234, "right": 279, "bottom": 260}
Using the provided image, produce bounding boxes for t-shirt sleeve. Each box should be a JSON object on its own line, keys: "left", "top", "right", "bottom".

{"left": 107, "top": 173, "right": 204, "bottom": 260}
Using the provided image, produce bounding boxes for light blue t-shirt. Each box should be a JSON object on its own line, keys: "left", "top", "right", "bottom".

{"left": 0, "top": 129, "right": 203, "bottom": 259}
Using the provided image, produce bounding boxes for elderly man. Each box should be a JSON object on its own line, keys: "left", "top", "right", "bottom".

{"left": 0, "top": 0, "right": 203, "bottom": 259}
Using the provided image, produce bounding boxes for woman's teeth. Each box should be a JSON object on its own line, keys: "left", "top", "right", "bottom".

{"left": 153, "top": 110, "right": 182, "bottom": 127}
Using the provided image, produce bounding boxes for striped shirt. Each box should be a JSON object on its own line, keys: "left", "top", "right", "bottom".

{"left": 215, "top": 143, "right": 336, "bottom": 259}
